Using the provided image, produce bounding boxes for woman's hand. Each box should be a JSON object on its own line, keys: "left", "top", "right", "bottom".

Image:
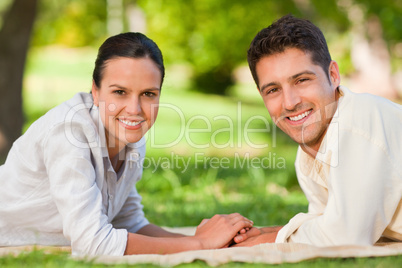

{"left": 194, "top": 213, "right": 254, "bottom": 249}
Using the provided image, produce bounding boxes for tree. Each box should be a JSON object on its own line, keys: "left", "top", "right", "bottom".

{"left": 137, "top": 0, "right": 349, "bottom": 95}
{"left": 137, "top": 0, "right": 401, "bottom": 97}
{"left": 0, "top": 0, "right": 38, "bottom": 162}
{"left": 31, "top": 0, "right": 107, "bottom": 47}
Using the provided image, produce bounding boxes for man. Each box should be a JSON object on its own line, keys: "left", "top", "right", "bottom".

{"left": 233, "top": 14, "right": 402, "bottom": 247}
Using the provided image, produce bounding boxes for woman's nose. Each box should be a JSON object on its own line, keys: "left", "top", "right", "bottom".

{"left": 125, "top": 97, "right": 142, "bottom": 115}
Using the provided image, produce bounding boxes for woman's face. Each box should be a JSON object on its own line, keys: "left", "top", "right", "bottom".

{"left": 92, "top": 57, "right": 161, "bottom": 156}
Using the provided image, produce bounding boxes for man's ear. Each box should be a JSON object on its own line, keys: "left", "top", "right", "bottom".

{"left": 328, "top": 61, "right": 341, "bottom": 89}
{"left": 91, "top": 81, "right": 99, "bottom": 107}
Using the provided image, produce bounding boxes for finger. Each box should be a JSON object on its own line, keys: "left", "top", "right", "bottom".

{"left": 234, "top": 233, "right": 247, "bottom": 243}
{"left": 227, "top": 212, "right": 241, "bottom": 218}
{"left": 239, "top": 227, "right": 251, "bottom": 234}
{"left": 226, "top": 215, "right": 253, "bottom": 226}
{"left": 234, "top": 227, "right": 261, "bottom": 243}
{"left": 227, "top": 213, "right": 249, "bottom": 221}
{"left": 232, "top": 220, "right": 254, "bottom": 233}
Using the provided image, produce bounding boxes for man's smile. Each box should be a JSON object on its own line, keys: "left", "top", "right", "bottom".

{"left": 288, "top": 110, "right": 312, "bottom": 122}
{"left": 280, "top": 109, "right": 314, "bottom": 126}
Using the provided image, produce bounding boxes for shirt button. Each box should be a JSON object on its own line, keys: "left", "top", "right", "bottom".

{"left": 109, "top": 195, "right": 114, "bottom": 200}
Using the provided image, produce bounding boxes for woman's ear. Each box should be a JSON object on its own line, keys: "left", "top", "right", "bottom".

{"left": 328, "top": 61, "right": 341, "bottom": 89}
{"left": 91, "top": 81, "right": 99, "bottom": 107}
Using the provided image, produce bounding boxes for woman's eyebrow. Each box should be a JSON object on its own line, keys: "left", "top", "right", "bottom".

{"left": 109, "top": 84, "right": 128, "bottom": 89}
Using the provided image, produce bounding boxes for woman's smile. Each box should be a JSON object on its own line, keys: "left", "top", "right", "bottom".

{"left": 118, "top": 118, "right": 146, "bottom": 129}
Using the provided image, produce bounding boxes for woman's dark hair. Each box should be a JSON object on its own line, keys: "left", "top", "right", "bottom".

{"left": 92, "top": 32, "right": 165, "bottom": 88}
{"left": 247, "top": 14, "right": 332, "bottom": 88}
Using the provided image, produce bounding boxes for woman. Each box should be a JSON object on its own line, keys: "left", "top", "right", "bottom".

{"left": 0, "top": 33, "right": 253, "bottom": 256}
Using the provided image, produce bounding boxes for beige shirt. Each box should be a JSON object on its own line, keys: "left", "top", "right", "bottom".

{"left": 0, "top": 93, "right": 149, "bottom": 256}
{"left": 276, "top": 86, "right": 402, "bottom": 246}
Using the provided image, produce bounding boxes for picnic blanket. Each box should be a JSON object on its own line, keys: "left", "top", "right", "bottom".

{"left": 1, "top": 227, "right": 401, "bottom": 266}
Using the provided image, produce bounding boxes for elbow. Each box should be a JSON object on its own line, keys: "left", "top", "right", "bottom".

{"left": 70, "top": 226, "right": 127, "bottom": 256}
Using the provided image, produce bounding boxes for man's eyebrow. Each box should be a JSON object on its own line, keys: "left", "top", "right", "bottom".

{"left": 259, "top": 82, "right": 279, "bottom": 93}
{"left": 259, "top": 71, "right": 317, "bottom": 92}
{"left": 288, "top": 71, "right": 317, "bottom": 82}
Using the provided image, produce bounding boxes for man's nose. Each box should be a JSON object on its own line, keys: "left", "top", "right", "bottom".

{"left": 282, "top": 87, "right": 301, "bottom": 111}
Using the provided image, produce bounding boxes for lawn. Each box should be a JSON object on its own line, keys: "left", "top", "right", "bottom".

{"left": 1, "top": 47, "right": 400, "bottom": 267}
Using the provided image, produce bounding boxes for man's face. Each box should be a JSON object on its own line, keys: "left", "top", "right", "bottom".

{"left": 255, "top": 48, "right": 340, "bottom": 156}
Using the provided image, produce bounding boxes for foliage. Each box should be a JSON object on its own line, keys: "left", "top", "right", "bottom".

{"left": 18, "top": 0, "right": 402, "bottom": 95}
{"left": 136, "top": 0, "right": 350, "bottom": 94}
{"left": 32, "top": 0, "right": 107, "bottom": 47}
{"left": 354, "top": 0, "right": 402, "bottom": 43}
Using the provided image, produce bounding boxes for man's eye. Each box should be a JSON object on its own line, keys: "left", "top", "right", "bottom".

{"left": 297, "top": 78, "right": 309, "bottom": 84}
{"left": 113, "top": 90, "right": 125, "bottom": 95}
{"left": 267, "top": 88, "right": 278, "bottom": 95}
{"left": 144, "top": 92, "right": 156, "bottom": 97}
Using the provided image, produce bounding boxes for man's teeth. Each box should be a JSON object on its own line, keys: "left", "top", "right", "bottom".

{"left": 288, "top": 110, "right": 311, "bottom": 121}
{"left": 119, "top": 119, "right": 144, "bottom": 126}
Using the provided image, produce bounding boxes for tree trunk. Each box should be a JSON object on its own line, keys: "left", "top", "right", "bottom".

{"left": 0, "top": 0, "right": 38, "bottom": 163}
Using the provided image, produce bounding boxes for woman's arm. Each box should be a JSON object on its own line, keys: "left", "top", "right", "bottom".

{"left": 124, "top": 213, "right": 253, "bottom": 255}
{"left": 136, "top": 224, "right": 186, "bottom": 238}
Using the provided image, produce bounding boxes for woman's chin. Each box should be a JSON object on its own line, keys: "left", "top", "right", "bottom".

{"left": 120, "top": 136, "right": 144, "bottom": 145}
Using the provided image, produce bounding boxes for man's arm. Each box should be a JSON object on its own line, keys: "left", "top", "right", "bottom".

{"left": 279, "top": 131, "right": 401, "bottom": 246}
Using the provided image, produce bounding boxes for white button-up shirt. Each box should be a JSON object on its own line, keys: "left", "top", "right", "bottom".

{"left": 0, "top": 93, "right": 149, "bottom": 256}
{"left": 276, "top": 86, "right": 402, "bottom": 246}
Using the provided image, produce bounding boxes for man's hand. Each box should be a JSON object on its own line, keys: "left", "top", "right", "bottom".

{"left": 232, "top": 226, "right": 283, "bottom": 247}
{"left": 233, "top": 227, "right": 261, "bottom": 243}
{"left": 231, "top": 232, "right": 277, "bottom": 247}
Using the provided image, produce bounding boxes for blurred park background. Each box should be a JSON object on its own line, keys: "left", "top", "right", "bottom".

{"left": 0, "top": 0, "right": 401, "bottom": 228}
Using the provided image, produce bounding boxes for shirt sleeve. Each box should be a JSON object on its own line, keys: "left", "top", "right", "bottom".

{"left": 277, "top": 129, "right": 402, "bottom": 246}
{"left": 111, "top": 186, "right": 149, "bottom": 233}
{"left": 44, "top": 122, "right": 127, "bottom": 256}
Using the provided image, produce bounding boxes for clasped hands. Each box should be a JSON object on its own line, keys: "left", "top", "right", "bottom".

{"left": 231, "top": 226, "right": 282, "bottom": 247}
{"left": 194, "top": 213, "right": 282, "bottom": 249}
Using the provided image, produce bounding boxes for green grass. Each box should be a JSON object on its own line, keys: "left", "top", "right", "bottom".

{"left": 2, "top": 46, "right": 400, "bottom": 267}
{"left": 1, "top": 249, "right": 401, "bottom": 267}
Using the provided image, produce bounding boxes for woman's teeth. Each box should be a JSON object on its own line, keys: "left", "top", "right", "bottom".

{"left": 119, "top": 119, "right": 144, "bottom": 126}
{"left": 288, "top": 110, "right": 311, "bottom": 121}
